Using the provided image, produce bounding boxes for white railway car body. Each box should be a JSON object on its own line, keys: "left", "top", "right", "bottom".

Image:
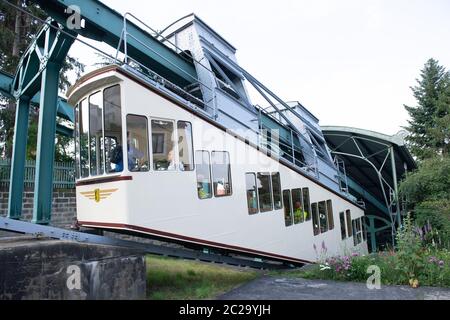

{"left": 68, "top": 15, "right": 368, "bottom": 264}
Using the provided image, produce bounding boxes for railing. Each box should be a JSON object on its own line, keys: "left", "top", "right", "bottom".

{"left": 0, "top": 159, "right": 75, "bottom": 189}
{"left": 116, "top": 13, "right": 217, "bottom": 118}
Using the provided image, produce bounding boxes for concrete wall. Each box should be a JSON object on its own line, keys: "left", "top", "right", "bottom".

{"left": 0, "top": 237, "right": 146, "bottom": 300}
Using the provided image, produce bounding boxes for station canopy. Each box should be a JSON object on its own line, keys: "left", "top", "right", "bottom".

{"left": 321, "top": 126, "right": 416, "bottom": 219}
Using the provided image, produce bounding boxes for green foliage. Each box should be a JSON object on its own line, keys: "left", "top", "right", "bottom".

{"left": 404, "top": 58, "right": 450, "bottom": 160}
{"left": 395, "top": 215, "right": 425, "bottom": 281}
{"left": 399, "top": 157, "right": 450, "bottom": 247}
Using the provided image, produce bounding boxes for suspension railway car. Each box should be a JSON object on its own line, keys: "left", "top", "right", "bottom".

{"left": 68, "top": 15, "right": 368, "bottom": 264}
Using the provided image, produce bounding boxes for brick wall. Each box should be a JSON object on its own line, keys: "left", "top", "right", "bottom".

{"left": 0, "top": 188, "right": 77, "bottom": 237}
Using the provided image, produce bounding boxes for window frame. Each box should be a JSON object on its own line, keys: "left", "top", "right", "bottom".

{"left": 177, "top": 120, "right": 195, "bottom": 172}
{"left": 257, "top": 172, "right": 273, "bottom": 213}
{"left": 103, "top": 84, "right": 123, "bottom": 175}
{"left": 291, "top": 188, "right": 304, "bottom": 224}
{"left": 326, "top": 200, "right": 334, "bottom": 231}
{"left": 302, "top": 188, "right": 312, "bottom": 221}
{"left": 126, "top": 113, "right": 150, "bottom": 172}
{"left": 245, "top": 172, "right": 259, "bottom": 215}
{"left": 283, "top": 189, "right": 293, "bottom": 227}
{"left": 150, "top": 118, "right": 177, "bottom": 172}
{"left": 346, "top": 210, "right": 353, "bottom": 238}
{"left": 195, "top": 150, "right": 213, "bottom": 200}
{"left": 312, "top": 202, "right": 320, "bottom": 236}
{"left": 271, "top": 172, "right": 283, "bottom": 211}
{"left": 339, "top": 212, "right": 347, "bottom": 240}
{"left": 211, "top": 151, "right": 233, "bottom": 198}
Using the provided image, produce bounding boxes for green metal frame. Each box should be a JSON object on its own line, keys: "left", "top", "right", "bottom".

{"left": 365, "top": 215, "right": 393, "bottom": 253}
{"left": 8, "top": 19, "right": 74, "bottom": 224}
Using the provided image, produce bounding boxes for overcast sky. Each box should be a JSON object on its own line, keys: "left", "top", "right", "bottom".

{"left": 70, "top": 0, "right": 450, "bottom": 135}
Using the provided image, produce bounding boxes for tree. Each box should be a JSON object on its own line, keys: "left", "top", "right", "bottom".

{"left": 399, "top": 157, "right": 450, "bottom": 247}
{"left": 404, "top": 58, "right": 449, "bottom": 160}
{"left": 0, "top": 1, "right": 85, "bottom": 161}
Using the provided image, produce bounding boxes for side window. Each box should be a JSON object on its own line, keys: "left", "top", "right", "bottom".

{"left": 339, "top": 212, "right": 347, "bottom": 240}
{"left": 152, "top": 120, "right": 175, "bottom": 171}
{"left": 292, "top": 188, "right": 304, "bottom": 224}
{"left": 104, "top": 85, "right": 123, "bottom": 174}
{"left": 195, "top": 151, "right": 212, "bottom": 199}
{"left": 89, "top": 91, "right": 104, "bottom": 176}
{"left": 211, "top": 151, "right": 232, "bottom": 197}
{"left": 362, "top": 216, "right": 368, "bottom": 241}
{"left": 302, "top": 188, "right": 311, "bottom": 221}
{"left": 356, "top": 218, "right": 362, "bottom": 244}
{"left": 74, "top": 103, "right": 80, "bottom": 179}
{"left": 271, "top": 173, "right": 282, "bottom": 210}
{"left": 257, "top": 173, "right": 273, "bottom": 212}
{"left": 318, "top": 201, "right": 328, "bottom": 233}
{"left": 326, "top": 200, "right": 334, "bottom": 230}
{"left": 79, "top": 98, "right": 90, "bottom": 178}
{"left": 283, "top": 190, "right": 293, "bottom": 227}
{"left": 346, "top": 210, "right": 352, "bottom": 238}
{"left": 246, "top": 173, "right": 258, "bottom": 215}
{"left": 352, "top": 219, "right": 357, "bottom": 246}
{"left": 177, "top": 121, "right": 194, "bottom": 171}
{"left": 126, "top": 115, "right": 150, "bottom": 172}
{"left": 312, "top": 203, "right": 320, "bottom": 236}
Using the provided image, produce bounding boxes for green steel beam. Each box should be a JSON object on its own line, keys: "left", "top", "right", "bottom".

{"left": 34, "top": 0, "right": 197, "bottom": 87}
{"left": 1, "top": 71, "right": 75, "bottom": 125}
{"left": 32, "top": 61, "right": 60, "bottom": 225}
{"left": 7, "top": 98, "right": 30, "bottom": 220}
{"left": 347, "top": 176, "right": 389, "bottom": 215}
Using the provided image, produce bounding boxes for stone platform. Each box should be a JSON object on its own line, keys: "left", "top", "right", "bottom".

{"left": 0, "top": 236, "right": 146, "bottom": 300}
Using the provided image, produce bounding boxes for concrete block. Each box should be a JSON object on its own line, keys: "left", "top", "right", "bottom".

{"left": 0, "top": 237, "right": 147, "bottom": 300}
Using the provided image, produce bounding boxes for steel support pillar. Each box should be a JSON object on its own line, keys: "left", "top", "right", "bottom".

{"left": 32, "top": 62, "right": 60, "bottom": 224}
{"left": 7, "top": 98, "right": 30, "bottom": 219}
{"left": 390, "top": 146, "right": 402, "bottom": 229}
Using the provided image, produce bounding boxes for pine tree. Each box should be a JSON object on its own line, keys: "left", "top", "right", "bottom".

{"left": 404, "top": 58, "right": 449, "bottom": 160}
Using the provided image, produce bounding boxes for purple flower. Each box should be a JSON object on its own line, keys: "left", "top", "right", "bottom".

{"left": 352, "top": 253, "right": 359, "bottom": 257}
{"left": 439, "top": 261, "right": 445, "bottom": 268}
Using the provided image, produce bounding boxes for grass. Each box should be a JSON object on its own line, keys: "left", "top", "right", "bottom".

{"left": 146, "top": 255, "right": 260, "bottom": 300}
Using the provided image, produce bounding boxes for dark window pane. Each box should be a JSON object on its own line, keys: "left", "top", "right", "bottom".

{"left": 352, "top": 219, "right": 357, "bottom": 246}
{"left": 104, "top": 85, "right": 123, "bottom": 173}
{"left": 326, "top": 200, "right": 334, "bottom": 230}
{"left": 177, "top": 121, "right": 194, "bottom": 171}
{"left": 74, "top": 104, "right": 80, "bottom": 179}
{"left": 246, "top": 173, "right": 258, "bottom": 215}
{"left": 89, "top": 91, "right": 104, "bottom": 176}
{"left": 302, "top": 188, "right": 311, "bottom": 221}
{"left": 292, "top": 188, "right": 304, "bottom": 224}
{"left": 152, "top": 120, "right": 175, "bottom": 171}
{"left": 318, "top": 201, "right": 328, "bottom": 233}
{"left": 257, "top": 173, "right": 273, "bottom": 212}
{"left": 346, "top": 210, "right": 352, "bottom": 238}
{"left": 79, "top": 99, "right": 89, "bottom": 178}
{"left": 271, "top": 173, "right": 282, "bottom": 210}
{"left": 312, "top": 203, "right": 320, "bottom": 236}
{"left": 211, "top": 151, "right": 232, "bottom": 197}
{"left": 340, "top": 212, "right": 347, "bottom": 240}
{"left": 126, "top": 115, "right": 149, "bottom": 172}
{"left": 196, "top": 151, "right": 212, "bottom": 199}
{"left": 362, "top": 216, "right": 367, "bottom": 241}
{"left": 283, "top": 190, "right": 293, "bottom": 227}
